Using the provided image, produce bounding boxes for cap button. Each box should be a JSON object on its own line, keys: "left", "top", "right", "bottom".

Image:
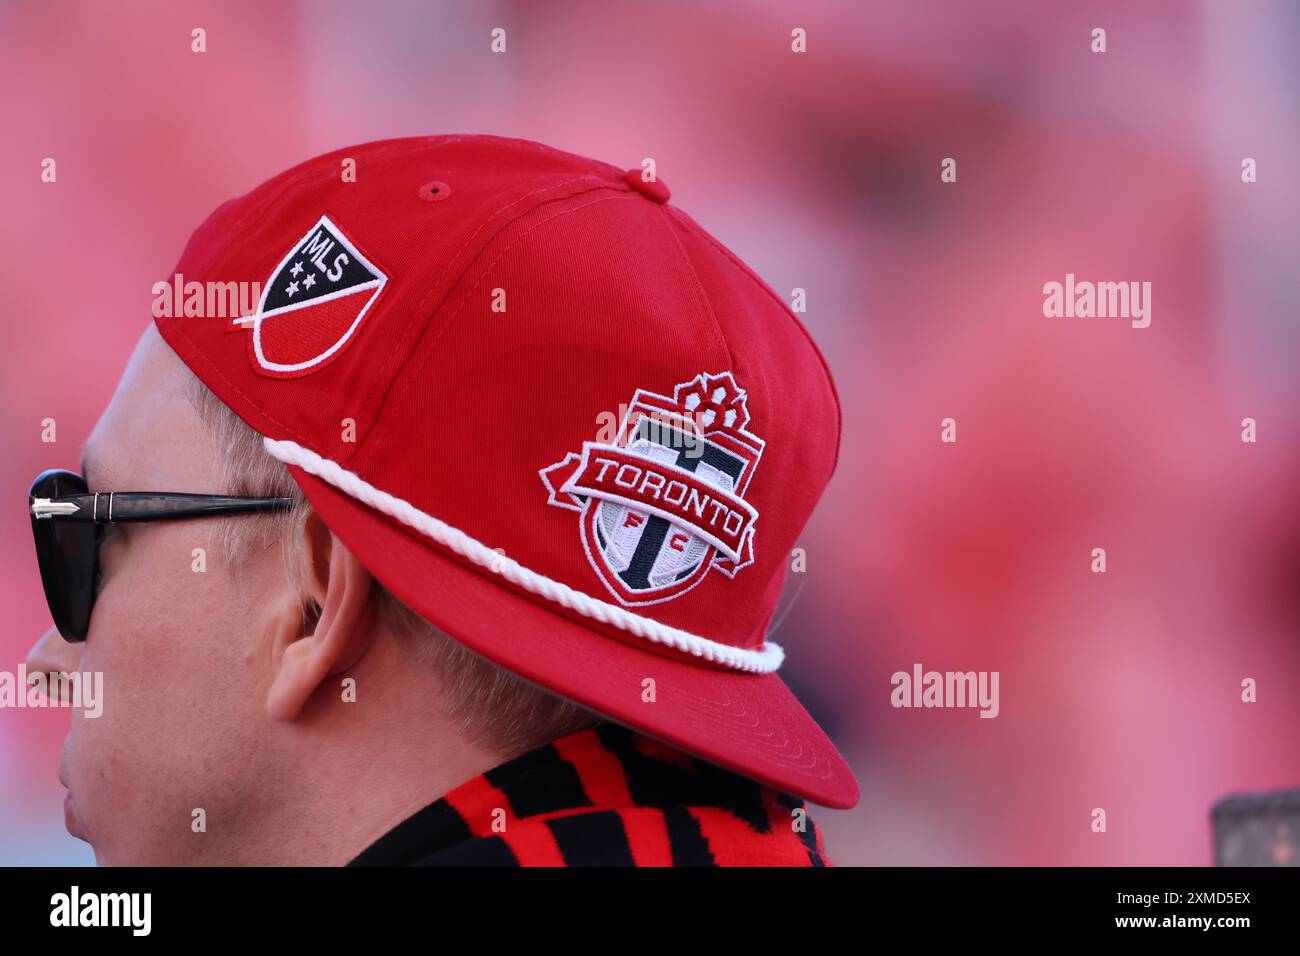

{"left": 624, "top": 167, "right": 671, "bottom": 204}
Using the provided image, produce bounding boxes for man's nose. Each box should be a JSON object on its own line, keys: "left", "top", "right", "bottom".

{"left": 25, "top": 626, "right": 83, "bottom": 701}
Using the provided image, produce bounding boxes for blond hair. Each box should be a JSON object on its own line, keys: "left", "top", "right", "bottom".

{"left": 183, "top": 371, "right": 602, "bottom": 761}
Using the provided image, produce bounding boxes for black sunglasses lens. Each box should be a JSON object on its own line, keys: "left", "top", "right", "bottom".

{"left": 30, "top": 471, "right": 98, "bottom": 643}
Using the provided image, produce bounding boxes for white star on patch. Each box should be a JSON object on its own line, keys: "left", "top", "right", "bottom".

{"left": 286, "top": 280, "right": 300, "bottom": 297}
{"left": 290, "top": 261, "right": 304, "bottom": 277}
{"left": 302, "top": 274, "right": 316, "bottom": 289}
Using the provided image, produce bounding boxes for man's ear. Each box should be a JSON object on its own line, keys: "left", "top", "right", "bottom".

{"left": 266, "top": 509, "right": 377, "bottom": 721}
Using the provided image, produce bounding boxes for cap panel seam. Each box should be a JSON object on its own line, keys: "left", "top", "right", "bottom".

{"left": 663, "top": 206, "right": 844, "bottom": 476}
{"left": 652, "top": 205, "right": 736, "bottom": 372}
{"left": 363, "top": 190, "right": 640, "bottom": 451}
{"left": 349, "top": 176, "right": 619, "bottom": 459}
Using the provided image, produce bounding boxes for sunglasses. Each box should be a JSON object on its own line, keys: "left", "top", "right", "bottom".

{"left": 29, "top": 469, "right": 296, "bottom": 643}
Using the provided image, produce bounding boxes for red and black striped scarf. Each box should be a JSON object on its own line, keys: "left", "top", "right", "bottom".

{"left": 349, "top": 720, "right": 833, "bottom": 866}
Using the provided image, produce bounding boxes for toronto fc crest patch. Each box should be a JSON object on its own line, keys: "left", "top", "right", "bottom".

{"left": 540, "top": 372, "right": 765, "bottom": 606}
{"left": 232, "top": 214, "right": 387, "bottom": 377}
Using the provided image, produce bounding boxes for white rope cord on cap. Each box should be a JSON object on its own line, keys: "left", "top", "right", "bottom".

{"left": 262, "top": 437, "right": 784, "bottom": 674}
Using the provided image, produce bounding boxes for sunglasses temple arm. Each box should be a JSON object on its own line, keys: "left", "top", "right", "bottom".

{"left": 31, "top": 493, "right": 296, "bottom": 522}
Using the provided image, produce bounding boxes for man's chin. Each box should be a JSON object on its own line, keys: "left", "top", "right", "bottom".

{"left": 62, "top": 790, "right": 89, "bottom": 843}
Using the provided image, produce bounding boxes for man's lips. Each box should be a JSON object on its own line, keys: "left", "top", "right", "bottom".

{"left": 59, "top": 766, "right": 86, "bottom": 842}
{"left": 57, "top": 740, "right": 86, "bottom": 841}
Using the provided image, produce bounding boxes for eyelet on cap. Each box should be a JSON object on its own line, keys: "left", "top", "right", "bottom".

{"left": 417, "top": 180, "right": 451, "bottom": 202}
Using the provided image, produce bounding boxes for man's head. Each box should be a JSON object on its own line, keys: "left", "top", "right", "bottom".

{"left": 28, "top": 136, "right": 858, "bottom": 864}
{"left": 25, "top": 323, "right": 598, "bottom": 865}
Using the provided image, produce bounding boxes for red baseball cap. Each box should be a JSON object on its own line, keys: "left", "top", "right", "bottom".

{"left": 154, "top": 134, "right": 859, "bottom": 809}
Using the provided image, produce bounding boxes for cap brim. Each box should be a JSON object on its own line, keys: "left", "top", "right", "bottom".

{"left": 288, "top": 464, "right": 861, "bottom": 810}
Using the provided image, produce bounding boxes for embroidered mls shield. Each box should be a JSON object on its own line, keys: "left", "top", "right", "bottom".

{"left": 540, "top": 372, "right": 765, "bottom": 606}
{"left": 232, "top": 215, "right": 387, "bottom": 377}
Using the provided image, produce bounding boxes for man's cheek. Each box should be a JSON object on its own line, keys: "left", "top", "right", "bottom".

{"left": 94, "top": 547, "right": 186, "bottom": 662}
{"left": 72, "top": 596, "right": 167, "bottom": 781}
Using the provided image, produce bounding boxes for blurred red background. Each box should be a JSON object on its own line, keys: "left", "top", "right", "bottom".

{"left": 2, "top": 0, "right": 1298, "bottom": 865}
